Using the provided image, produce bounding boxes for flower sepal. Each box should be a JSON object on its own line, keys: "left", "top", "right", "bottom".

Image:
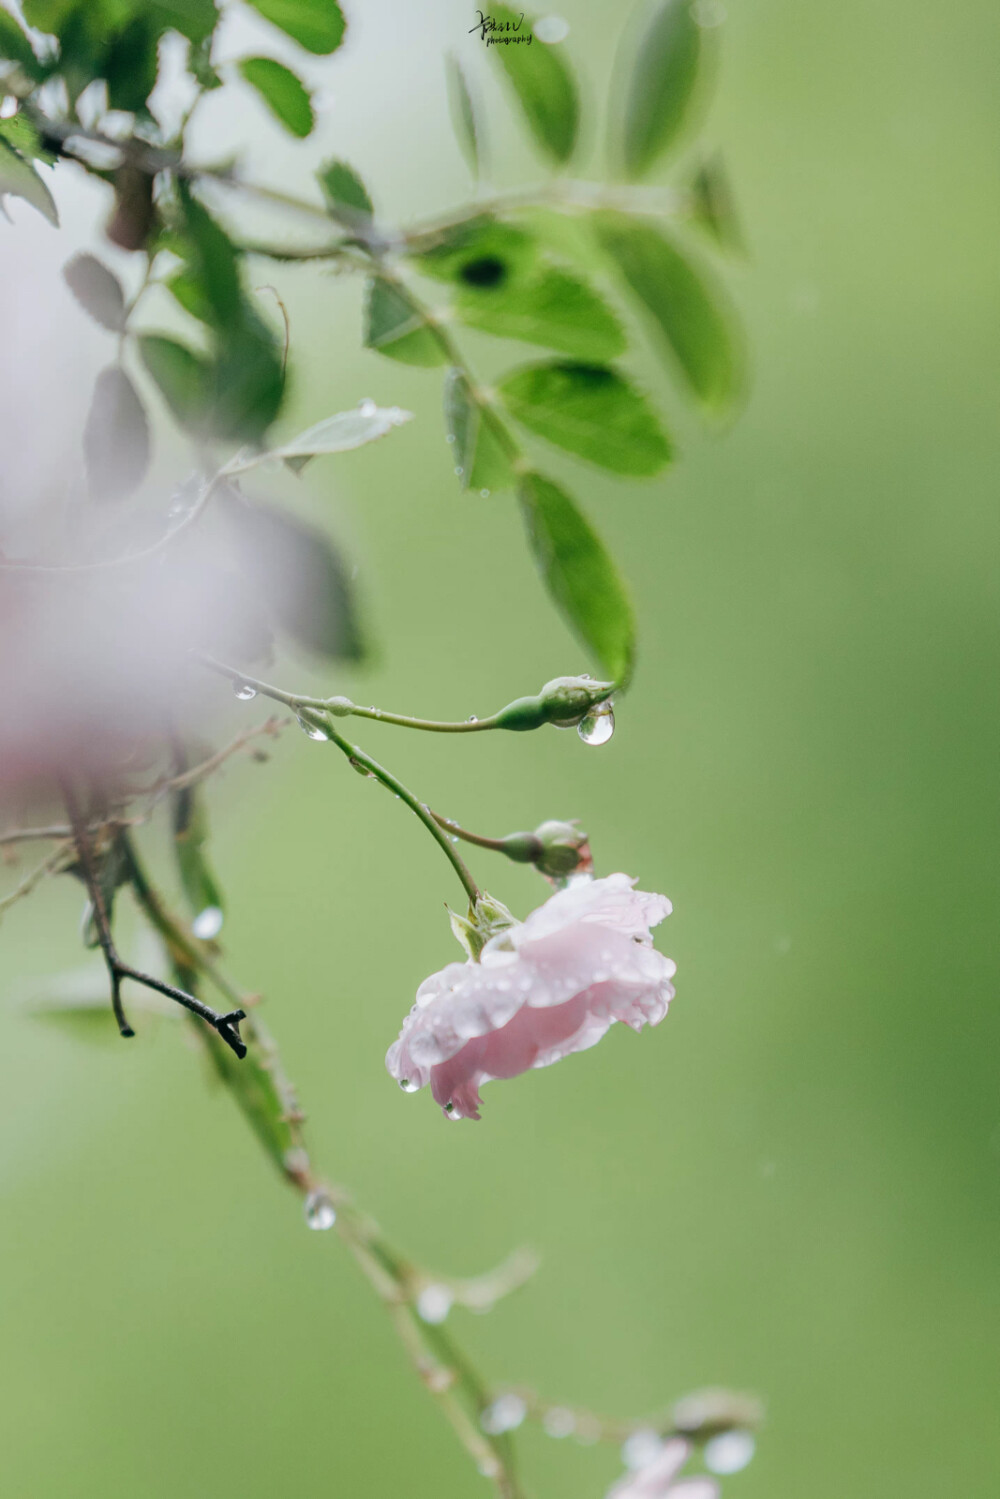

{"left": 448, "top": 891, "right": 518, "bottom": 962}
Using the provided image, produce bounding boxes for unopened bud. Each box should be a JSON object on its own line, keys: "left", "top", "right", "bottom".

{"left": 533, "top": 820, "right": 592, "bottom": 880}
{"left": 493, "top": 676, "right": 616, "bottom": 733}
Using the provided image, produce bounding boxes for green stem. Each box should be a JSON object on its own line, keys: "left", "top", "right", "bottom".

{"left": 429, "top": 811, "right": 508, "bottom": 854}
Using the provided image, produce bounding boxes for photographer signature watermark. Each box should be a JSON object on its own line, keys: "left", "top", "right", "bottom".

{"left": 469, "top": 10, "right": 534, "bottom": 46}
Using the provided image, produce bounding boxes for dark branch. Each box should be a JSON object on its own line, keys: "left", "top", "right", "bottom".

{"left": 60, "top": 781, "right": 247, "bottom": 1059}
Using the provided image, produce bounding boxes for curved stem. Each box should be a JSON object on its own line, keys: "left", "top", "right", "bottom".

{"left": 196, "top": 654, "right": 503, "bottom": 733}
{"left": 319, "top": 718, "right": 480, "bottom": 907}
{"left": 429, "top": 811, "right": 509, "bottom": 854}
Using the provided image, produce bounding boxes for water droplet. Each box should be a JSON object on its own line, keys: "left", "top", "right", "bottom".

{"left": 450, "top": 835, "right": 459, "bottom": 843}
{"left": 192, "top": 906, "right": 223, "bottom": 941}
{"left": 467, "top": 714, "right": 478, "bottom": 723}
{"left": 304, "top": 1190, "right": 337, "bottom": 1231}
{"left": 233, "top": 680, "right": 257, "bottom": 701}
{"left": 481, "top": 1394, "right": 527, "bottom": 1435}
{"left": 444, "top": 1101, "right": 462, "bottom": 1120}
{"left": 297, "top": 714, "right": 331, "bottom": 741}
{"left": 622, "top": 1430, "right": 664, "bottom": 1470}
{"left": 399, "top": 1077, "right": 420, "bottom": 1093}
{"left": 533, "top": 14, "right": 570, "bottom": 43}
{"left": 416, "top": 1284, "right": 453, "bottom": 1324}
{"left": 454, "top": 466, "right": 464, "bottom": 477}
{"left": 479, "top": 488, "right": 490, "bottom": 498}
{"left": 705, "top": 1431, "right": 756, "bottom": 1475}
{"left": 445, "top": 433, "right": 456, "bottom": 444}
{"left": 580, "top": 672, "right": 592, "bottom": 680}
{"left": 477, "top": 1457, "right": 502, "bottom": 1480}
{"left": 543, "top": 1407, "right": 575, "bottom": 1439}
{"left": 358, "top": 397, "right": 377, "bottom": 417}
{"left": 577, "top": 702, "right": 615, "bottom": 746}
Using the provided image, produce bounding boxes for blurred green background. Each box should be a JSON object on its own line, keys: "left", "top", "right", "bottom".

{"left": 1, "top": 0, "right": 997, "bottom": 1495}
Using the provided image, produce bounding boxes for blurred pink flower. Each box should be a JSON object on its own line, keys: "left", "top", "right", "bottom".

{"left": 386, "top": 873, "right": 675, "bottom": 1120}
{"left": 606, "top": 1439, "right": 718, "bottom": 1499}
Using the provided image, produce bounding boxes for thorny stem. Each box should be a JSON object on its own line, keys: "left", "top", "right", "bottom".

{"left": 60, "top": 783, "right": 247, "bottom": 1055}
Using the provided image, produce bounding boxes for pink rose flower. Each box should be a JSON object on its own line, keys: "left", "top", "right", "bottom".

{"left": 606, "top": 1439, "right": 719, "bottom": 1499}
{"left": 386, "top": 873, "right": 675, "bottom": 1120}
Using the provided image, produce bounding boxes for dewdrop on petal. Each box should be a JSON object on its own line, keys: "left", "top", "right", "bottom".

{"left": 387, "top": 875, "right": 675, "bottom": 1120}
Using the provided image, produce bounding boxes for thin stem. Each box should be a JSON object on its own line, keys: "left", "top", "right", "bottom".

{"left": 197, "top": 654, "right": 502, "bottom": 733}
{"left": 321, "top": 721, "right": 480, "bottom": 907}
{"left": 0, "top": 842, "right": 75, "bottom": 913}
{"left": 429, "top": 811, "right": 509, "bottom": 854}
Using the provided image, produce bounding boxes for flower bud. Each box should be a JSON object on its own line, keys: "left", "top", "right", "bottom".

{"left": 532, "top": 820, "right": 592, "bottom": 880}
{"left": 448, "top": 891, "right": 517, "bottom": 961}
{"left": 492, "top": 676, "right": 616, "bottom": 733}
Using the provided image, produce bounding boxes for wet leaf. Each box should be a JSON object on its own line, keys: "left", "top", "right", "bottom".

{"left": 443, "top": 369, "right": 514, "bottom": 494}
{"left": 364, "top": 275, "right": 447, "bottom": 366}
{"left": 413, "top": 215, "right": 538, "bottom": 286}
{"left": 455, "top": 264, "right": 626, "bottom": 361}
{"left": 221, "top": 491, "right": 364, "bottom": 661}
{"left": 0, "top": 137, "right": 58, "bottom": 226}
{"left": 593, "top": 210, "right": 742, "bottom": 412}
{"left": 246, "top": 0, "right": 345, "bottom": 55}
{"left": 83, "top": 365, "right": 151, "bottom": 502}
{"left": 251, "top": 405, "right": 413, "bottom": 475}
{"left": 688, "top": 153, "right": 744, "bottom": 254}
{"left": 519, "top": 471, "right": 634, "bottom": 684}
{"left": 63, "top": 253, "right": 127, "bottom": 331}
{"left": 239, "top": 56, "right": 314, "bottom": 137}
{"left": 499, "top": 359, "right": 671, "bottom": 475}
{"left": 614, "top": 0, "right": 703, "bottom": 178}
{"left": 445, "top": 51, "right": 484, "bottom": 179}
{"left": 488, "top": 4, "right": 578, "bottom": 163}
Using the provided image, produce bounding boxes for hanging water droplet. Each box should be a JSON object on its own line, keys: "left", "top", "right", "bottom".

{"left": 304, "top": 1190, "right": 337, "bottom": 1231}
{"left": 481, "top": 1394, "right": 527, "bottom": 1435}
{"left": 543, "top": 1407, "right": 575, "bottom": 1439}
{"left": 444, "top": 1101, "right": 462, "bottom": 1119}
{"left": 416, "top": 1284, "right": 453, "bottom": 1324}
{"left": 399, "top": 1077, "right": 420, "bottom": 1093}
{"left": 704, "top": 1431, "right": 756, "bottom": 1475}
{"left": 192, "top": 906, "right": 223, "bottom": 941}
{"left": 233, "top": 680, "right": 257, "bottom": 701}
{"left": 297, "top": 714, "right": 331, "bottom": 741}
{"left": 358, "top": 397, "right": 377, "bottom": 417}
{"left": 577, "top": 702, "right": 615, "bottom": 746}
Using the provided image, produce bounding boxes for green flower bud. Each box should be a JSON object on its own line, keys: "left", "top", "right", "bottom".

{"left": 539, "top": 676, "right": 616, "bottom": 728}
{"left": 498, "top": 832, "right": 544, "bottom": 864}
{"left": 532, "top": 820, "right": 592, "bottom": 880}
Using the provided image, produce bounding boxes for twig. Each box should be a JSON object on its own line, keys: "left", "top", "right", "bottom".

{"left": 0, "top": 842, "right": 75, "bottom": 913}
{"left": 60, "top": 783, "right": 247, "bottom": 1056}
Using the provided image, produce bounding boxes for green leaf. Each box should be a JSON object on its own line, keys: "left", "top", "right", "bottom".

{"left": 0, "top": 113, "right": 54, "bottom": 165}
{"left": 363, "top": 275, "right": 446, "bottom": 367}
{"left": 105, "top": 15, "right": 160, "bottom": 114}
{"left": 318, "top": 158, "right": 373, "bottom": 230}
{"left": 139, "top": 334, "right": 212, "bottom": 430}
{"left": 614, "top": 0, "right": 703, "bottom": 178}
{"left": 171, "top": 781, "right": 224, "bottom": 928}
{"left": 593, "top": 210, "right": 741, "bottom": 412}
{"left": 443, "top": 369, "right": 514, "bottom": 494}
{"left": 413, "top": 215, "right": 538, "bottom": 286}
{"left": 177, "top": 186, "right": 242, "bottom": 326}
{"left": 0, "top": 137, "right": 58, "bottom": 226}
{"left": 149, "top": 0, "right": 219, "bottom": 44}
{"left": 167, "top": 267, "right": 213, "bottom": 323}
{"left": 253, "top": 404, "right": 413, "bottom": 475}
{"left": 245, "top": 0, "right": 345, "bottom": 55}
{"left": 688, "top": 153, "right": 744, "bottom": 255}
{"left": 499, "top": 360, "right": 671, "bottom": 475}
{"left": 487, "top": 5, "right": 578, "bottom": 163}
{"left": 455, "top": 264, "right": 626, "bottom": 361}
{"left": 239, "top": 56, "right": 314, "bottom": 138}
{"left": 83, "top": 365, "right": 151, "bottom": 502}
{"left": 221, "top": 492, "right": 364, "bottom": 661}
{"left": 210, "top": 314, "right": 285, "bottom": 442}
{"left": 0, "top": 10, "right": 42, "bottom": 74}
{"left": 445, "top": 51, "right": 483, "bottom": 179}
{"left": 63, "top": 253, "right": 127, "bottom": 332}
{"left": 519, "top": 471, "right": 634, "bottom": 683}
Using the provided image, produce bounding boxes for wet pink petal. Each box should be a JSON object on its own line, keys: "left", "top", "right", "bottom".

{"left": 386, "top": 874, "right": 675, "bottom": 1120}
{"left": 605, "top": 1438, "right": 691, "bottom": 1498}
